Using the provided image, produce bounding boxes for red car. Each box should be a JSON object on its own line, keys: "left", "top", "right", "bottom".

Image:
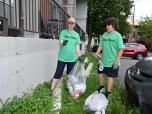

{"left": 123, "top": 43, "right": 148, "bottom": 60}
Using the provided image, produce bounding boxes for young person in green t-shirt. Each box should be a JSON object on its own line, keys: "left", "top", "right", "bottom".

{"left": 51, "top": 17, "right": 82, "bottom": 91}
{"left": 96, "top": 17, "right": 124, "bottom": 98}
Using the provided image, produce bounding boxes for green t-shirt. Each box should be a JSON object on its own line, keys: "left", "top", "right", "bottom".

{"left": 99, "top": 31, "right": 125, "bottom": 67}
{"left": 58, "top": 29, "right": 81, "bottom": 62}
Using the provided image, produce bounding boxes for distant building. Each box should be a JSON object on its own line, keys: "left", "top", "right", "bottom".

{"left": 54, "top": 0, "right": 87, "bottom": 32}
{"left": 126, "top": 19, "right": 140, "bottom": 43}
{"left": 127, "top": 19, "right": 140, "bottom": 26}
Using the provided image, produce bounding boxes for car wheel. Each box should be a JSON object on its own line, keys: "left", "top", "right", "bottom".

{"left": 140, "top": 102, "right": 152, "bottom": 114}
{"left": 125, "top": 82, "right": 139, "bottom": 105}
{"left": 136, "top": 53, "right": 144, "bottom": 60}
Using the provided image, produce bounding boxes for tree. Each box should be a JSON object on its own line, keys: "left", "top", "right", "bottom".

{"left": 86, "top": 0, "right": 132, "bottom": 50}
{"left": 138, "top": 17, "right": 152, "bottom": 51}
{"left": 138, "top": 17, "right": 152, "bottom": 39}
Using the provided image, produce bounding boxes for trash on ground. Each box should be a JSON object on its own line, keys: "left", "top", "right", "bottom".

{"left": 84, "top": 91, "right": 108, "bottom": 114}
{"left": 67, "top": 62, "right": 87, "bottom": 99}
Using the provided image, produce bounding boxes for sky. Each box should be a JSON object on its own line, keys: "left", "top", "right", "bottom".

{"left": 134, "top": 0, "right": 152, "bottom": 20}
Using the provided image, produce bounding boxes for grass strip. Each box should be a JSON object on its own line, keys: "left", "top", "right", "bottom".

{"left": 60, "top": 52, "right": 140, "bottom": 114}
{"left": 0, "top": 82, "right": 53, "bottom": 114}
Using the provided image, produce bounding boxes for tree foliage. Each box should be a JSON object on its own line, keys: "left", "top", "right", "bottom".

{"left": 86, "top": 0, "right": 132, "bottom": 50}
{"left": 138, "top": 17, "right": 152, "bottom": 39}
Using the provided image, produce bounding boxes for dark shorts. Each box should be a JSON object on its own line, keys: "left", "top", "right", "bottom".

{"left": 97, "top": 65, "right": 119, "bottom": 78}
{"left": 53, "top": 60, "right": 75, "bottom": 79}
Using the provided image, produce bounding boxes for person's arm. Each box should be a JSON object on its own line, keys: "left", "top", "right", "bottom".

{"left": 115, "top": 34, "right": 125, "bottom": 63}
{"left": 96, "top": 47, "right": 102, "bottom": 56}
{"left": 59, "top": 40, "right": 63, "bottom": 47}
{"left": 76, "top": 44, "right": 81, "bottom": 57}
{"left": 59, "top": 30, "right": 65, "bottom": 47}
{"left": 96, "top": 34, "right": 103, "bottom": 56}
{"left": 115, "top": 49, "right": 123, "bottom": 63}
{"left": 76, "top": 33, "right": 81, "bottom": 57}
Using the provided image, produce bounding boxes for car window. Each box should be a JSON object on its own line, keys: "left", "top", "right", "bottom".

{"left": 125, "top": 44, "right": 140, "bottom": 48}
{"left": 125, "top": 44, "right": 130, "bottom": 48}
{"left": 130, "top": 44, "right": 137, "bottom": 48}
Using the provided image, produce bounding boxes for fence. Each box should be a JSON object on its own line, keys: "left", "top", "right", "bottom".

{"left": 0, "top": 0, "right": 85, "bottom": 41}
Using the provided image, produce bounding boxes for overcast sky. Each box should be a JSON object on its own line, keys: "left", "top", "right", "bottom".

{"left": 134, "top": 0, "right": 152, "bottom": 19}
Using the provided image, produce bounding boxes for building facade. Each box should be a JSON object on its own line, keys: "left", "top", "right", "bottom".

{"left": 0, "top": 0, "right": 86, "bottom": 41}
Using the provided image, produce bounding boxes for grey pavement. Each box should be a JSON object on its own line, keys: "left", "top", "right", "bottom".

{"left": 148, "top": 52, "right": 152, "bottom": 56}
{"left": 117, "top": 57, "right": 138, "bottom": 88}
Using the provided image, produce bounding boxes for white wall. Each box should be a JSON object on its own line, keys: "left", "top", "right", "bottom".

{"left": 0, "top": 37, "right": 59, "bottom": 103}
{"left": 76, "top": 0, "right": 87, "bottom": 32}
{"left": 0, "top": 37, "right": 85, "bottom": 104}
{"left": 81, "top": 41, "right": 86, "bottom": 54}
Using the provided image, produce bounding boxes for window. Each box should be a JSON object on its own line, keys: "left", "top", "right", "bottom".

{"left": 125, "top": 44, "right": 130, "bottom": 48}
{"left": 5, "top": 0, "right": 9, "bottom": 4}
{"left": 125, "top": 44, "right": 139, "bottom": 48}
{"left": 130, "top": 44, "right": 138, "bottom": 48}
{"left": 52, "top": 4, "right": 59, "bottom": 20}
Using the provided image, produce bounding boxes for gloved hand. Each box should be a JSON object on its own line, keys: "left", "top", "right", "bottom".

{"left": 78, "top": 57, "right": 84, "bottom": 63}
{"left": 63, "top": 40, "right": 68, "bottom": 46}
{"left": 95, "top": 54, "right": 101, "bottom": 60}
{"left": 97, "top": 54, "right": 101, "bottom": 60}
{"left": 112, "top": 62, "right": 119, "bottom": 70}
{"left": 96, "top": 54, "right": 101, "bottom": 64}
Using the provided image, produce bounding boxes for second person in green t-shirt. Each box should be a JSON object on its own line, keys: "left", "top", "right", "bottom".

{"left": 96, "top": 17, "right": 125, "bottom": 98}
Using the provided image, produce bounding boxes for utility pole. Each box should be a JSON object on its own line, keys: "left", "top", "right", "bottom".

{"left": 132, "top": 4, "right": 135, "bottom": 29}
{"left": 131, "top": 0, "right": 136, "bottom": 42}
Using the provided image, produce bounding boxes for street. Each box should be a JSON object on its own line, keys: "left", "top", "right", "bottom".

{"left": 118, "top": 52, "right": 152, "bottom": 87}
{"left": 118, "top": 57, "right": 138, "bottom": 88}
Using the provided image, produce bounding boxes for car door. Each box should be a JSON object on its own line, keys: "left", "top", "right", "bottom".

{"left": 123, "top": 44, "right": 137, "bottom": 57}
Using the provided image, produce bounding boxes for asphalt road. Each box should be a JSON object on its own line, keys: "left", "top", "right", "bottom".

{"left": 117, "top": 57, "right": 138, "bottom": 88}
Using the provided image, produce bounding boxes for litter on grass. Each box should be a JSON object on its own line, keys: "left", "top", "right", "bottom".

{"left": 67, "top": 61, "right": 87, "bottom": 99}
{"left": 84, "top": 91, "right": 108, "bottom": 114}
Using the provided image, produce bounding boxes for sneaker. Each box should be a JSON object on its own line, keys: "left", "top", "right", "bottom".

{"left": 97, "top": 86, "right": 105, "bottom": 94}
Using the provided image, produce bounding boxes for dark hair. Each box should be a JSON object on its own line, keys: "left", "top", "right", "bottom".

{"left": 106, "top": 17, "right": 119, "bottom": 30}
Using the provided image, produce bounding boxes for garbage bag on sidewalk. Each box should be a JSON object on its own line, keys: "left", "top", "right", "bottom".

{"left": 84, "top": 91, "right": 108, "bottom": 114}
{"left": 67, "top": 61, "right": 87, "bottom": 99}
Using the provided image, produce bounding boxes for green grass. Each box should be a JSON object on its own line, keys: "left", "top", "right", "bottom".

{"left": 60, "top": 52, "right": 140, "bottom": 114}
{"left": 0, "top": 82, "right": 53, "bottom": 114}
{"left": 0, "top": 52, "right": 140, "bottom": 114}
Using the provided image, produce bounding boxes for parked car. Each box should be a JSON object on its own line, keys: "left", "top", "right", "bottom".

{"left": 123, "top": 43, "right": 148, "bottom": 60}
{"left": 125, "top": 56, "right": 152, "bottom": 114}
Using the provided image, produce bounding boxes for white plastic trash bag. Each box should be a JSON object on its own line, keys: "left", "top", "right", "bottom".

{"left": 67, "top": 62, "right": 87, "bottom": 98}
{"left": 84, "top": 91, "right": 108, "bottom": 114}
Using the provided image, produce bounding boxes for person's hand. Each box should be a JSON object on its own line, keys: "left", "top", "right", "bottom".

{"left": 63, "top": 40, "right": 68, "bottom": 46}
{"left": 97, "top": 54, "right": 101, "bottom": 60}
{"left": 95, "top": 54, "right": 101, "bottom": 63}
{"left": 112, "top": 62, "right": 119, "bottom": 70}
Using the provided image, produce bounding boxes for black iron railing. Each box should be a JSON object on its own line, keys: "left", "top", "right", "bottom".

{"left": 0, "top": 0, "right": 85, "bottom": 40}
{"left": 39, "top": 0, "right": 85, "bottom": 41}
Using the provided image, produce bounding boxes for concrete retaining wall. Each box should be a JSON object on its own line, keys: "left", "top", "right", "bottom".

{"left": 0, "top": 36, "right": 85, "bottom": 103}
